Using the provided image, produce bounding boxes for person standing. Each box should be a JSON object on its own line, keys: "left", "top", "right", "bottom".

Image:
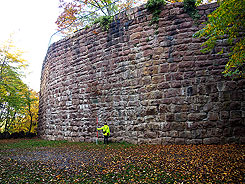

{"left": 97, "top": 123, "right": 110, "bottom": 144}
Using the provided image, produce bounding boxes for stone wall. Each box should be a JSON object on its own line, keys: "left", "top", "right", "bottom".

{"left": 38, "top": 2, "right": 245, "bottom": 144}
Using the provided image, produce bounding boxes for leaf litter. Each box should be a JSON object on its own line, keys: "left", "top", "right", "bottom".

{"left": 0, "top": 139, "right": 244, "bottom": 183}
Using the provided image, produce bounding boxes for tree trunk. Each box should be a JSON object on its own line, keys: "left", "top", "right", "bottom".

{"left": 28, "top": 103, "right": 33, "bottom": 134}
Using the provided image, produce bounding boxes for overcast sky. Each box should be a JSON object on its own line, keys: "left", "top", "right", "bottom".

{"left": 0, "top": 0, "right": 61, "bottom": 92}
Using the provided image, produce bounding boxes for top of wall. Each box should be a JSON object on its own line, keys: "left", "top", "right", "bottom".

{"left": 42, "top": 2, "right": 218, "bottom": 71}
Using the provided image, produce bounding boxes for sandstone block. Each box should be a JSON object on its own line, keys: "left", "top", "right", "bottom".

{"left": 208, "top": 112, "right": 219, "bottom": 121}
{"left": 138, "top": 138, "right": 148, "bottom": 144}
{"left": 239, "top": 137, "right": 245, "bottom": 144}
{"left": 143, "top": 49, "right": 153, "bottom": 57}
{"left": 175, "top": 138, "right": 185, "bottom": 144}
{"left": 147, "top": 122, "right": 160, "bottom": 131}
{"left": 154, "top": 47, "right": 164, "bottom": 55}
{"left": 230, "top": 111, "right": 242, "bottom": 119}
{"left": 203, "top": 137, "right": 220, "bottom": 144}
{"left": 188, "top": 113, "right": 207, "bottom": 121}
{"left": 161, "top": 137, "right": 172, "bottom": 145}
{"left": 161, "top": 122, "right": 172, "bottom": 131}
{"left": 233, "top": 127, "right": 245, "bottom": 136}
{"left": 186, "top": 139, "right": 203, "bottom": 144}
{"left": 145, "top": 106, "right": 158, "bottom": 116}
{"left": 166, "top": 113, "right": 175, "bottom": 122}
{"left": 149, "top": 138, "right": 161, "bottom": 144}
{"left": 191, "top": 129, "right": 205, "bottom": 139}
{"left": 175, "top": 113, "right": 187, "bottom": 122}
{"left": 169, "top": 130, "right": 178, "bottom": 137}
{"left": 160, "top": 64, "right": 169, "bottom": 73}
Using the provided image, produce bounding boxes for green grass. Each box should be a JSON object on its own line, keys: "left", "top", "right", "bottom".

{"left": 0, "top": 139, "right": 135, "bottom": 150}
{"left": 0, "top": 139, "right": 68, "bottom": 149}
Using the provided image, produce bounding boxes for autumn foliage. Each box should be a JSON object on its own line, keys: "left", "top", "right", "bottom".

{"left": 0, "top": 139, "right": 244, "bottom": 183}
{"left": 194, "top": 0, "right": 245, "bottom": 78}
{"left": 0, "top": 38, "right": 39, "bottom": 136}
{"left": 56, "top": 0, "right": 148, "bottom": 34}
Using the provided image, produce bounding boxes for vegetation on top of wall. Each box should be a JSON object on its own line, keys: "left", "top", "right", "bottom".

{"left": 146, "top": 0, "right": 166, "bottom": 26}
{"left": 56, "top": 0, "right": 147, "bottom": 35}
{"left": 183, "top": 0, "right": 200, "bottom": 21}
{"left": 94, "top": 15, "right": 114, "bottom": 31}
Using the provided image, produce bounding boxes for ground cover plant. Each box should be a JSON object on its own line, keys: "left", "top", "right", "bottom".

{"left": 0, "top": 138, "right": 244, "bottom": 183}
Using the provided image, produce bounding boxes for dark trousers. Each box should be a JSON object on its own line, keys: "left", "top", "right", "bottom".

{"left": 104, "top": 135, "right": 109, "bottom": 144}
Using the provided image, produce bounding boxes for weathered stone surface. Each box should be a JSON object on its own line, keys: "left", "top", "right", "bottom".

{"left": 203, "top": 137, "right": 220, "bottom": 144}
{"left": 208, "top": 112, "right": 219, "bottom": 121}
{"left": 175, "top": 138, "right": 185, "bottom": 144}
{"left": 130, "top": 32, "right": 142, "bottom": 40}
{"left": 38, "top": 2, "right": 245, "bottom": 145}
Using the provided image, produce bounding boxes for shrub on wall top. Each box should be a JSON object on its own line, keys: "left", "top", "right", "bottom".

{"left": 183, "top": 0, "right": 200, "bottom": 21}
{"left": 147, "top": 0, "right": 167, "bottom": 26}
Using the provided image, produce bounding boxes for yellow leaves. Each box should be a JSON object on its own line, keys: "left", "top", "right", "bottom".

{"left": 166, "top": 0, "right": 182, "bottom": 3}
{"left": 0, "top": 39, "right": 26, "bottom": 65}
{"left": 56, "top": 174, "right": 62, "bottom": 179}
{"left": 195, "top": 0, "right": 244, "bottom": 78}
{"left": 56, "top": 0, "right": 148, "bottom": 35}
{"left": 0, "top": 37, "right": 39, "bottom": 134}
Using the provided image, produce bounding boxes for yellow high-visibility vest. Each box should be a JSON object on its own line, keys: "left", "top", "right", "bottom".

{"left": 97, "top": 125, "right": 110, "bottom": 136}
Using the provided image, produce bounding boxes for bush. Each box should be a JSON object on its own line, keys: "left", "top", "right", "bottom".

{"left": 0, "top": 132, "right": 10, "bottom": 139}
{"left": 183, "top": 0, "right": 200, "bottom": 21}
{"left": 94, "top": 15, "right": 114, "bottom": 31}
{"left": 146, "top": 0, "right": 166, "bottom": 26}
{"left": 0, "top": 131, "right": 37, "bottom": 139}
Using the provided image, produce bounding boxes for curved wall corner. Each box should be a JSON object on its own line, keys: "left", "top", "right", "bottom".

{"left": 38, "top": 2, "right": 245, "bottom": 144}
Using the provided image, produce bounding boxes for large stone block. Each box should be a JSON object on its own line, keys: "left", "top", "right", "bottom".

{"left": 175, "top": 138, "right": 185, "bottom": 144}
{"left": 203, "top": 137, "right": 220, "bottom": 144}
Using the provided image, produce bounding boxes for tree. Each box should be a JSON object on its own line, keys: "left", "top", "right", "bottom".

{"left": 0, "top": 67, "right": 27, "bottom": 133}
{"left": 0, "top": 38, "right": 27, "bottom": 133}
{"left": 56, "top": 0, "right": 147, "bottom": 34}
{"left": 24, "top": 90, "right": 39, "bottom": 134}
{"left": 194, "top": 0, "right": 245, "bottom": 78}
{"left": 0, "top": 38, "right": 39, "bottom": 135}
{"left": 0, "top": 37, "right": 26, "bottom": 82}
{"left": 10, "top": 89, "right": 39, "bottom": 134}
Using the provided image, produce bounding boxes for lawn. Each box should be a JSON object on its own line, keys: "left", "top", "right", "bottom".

{"left": 0, "top": 138, "right": 244, "bottom": 183}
